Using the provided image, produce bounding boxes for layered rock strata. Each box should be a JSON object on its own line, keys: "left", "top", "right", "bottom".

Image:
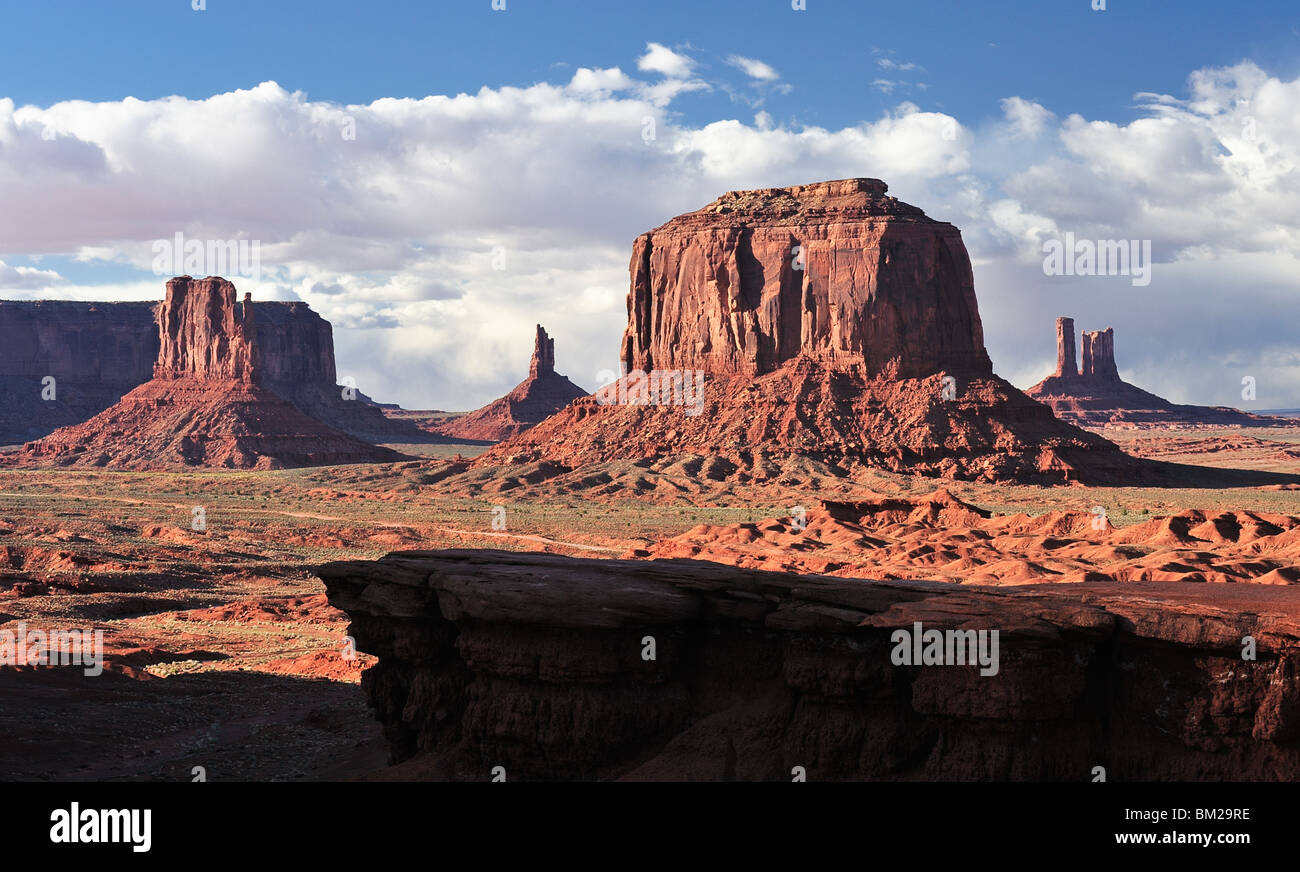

{"left": 482, "top": 180, "right": 1144, "bottom": 483}
{"left": 18, "top": 277, "right": 404, "bottom": 469}
{"left": 621, "top": 178, "right": 991, "bottom": 378}
{"left": 0, "top": 295, "right": 414, "bottom": 444}
{"left": 321, "top": 548, "right": 1300, "bottom": 781}
{"left": 0, "top": 301, "right": 158, "bottom": 444}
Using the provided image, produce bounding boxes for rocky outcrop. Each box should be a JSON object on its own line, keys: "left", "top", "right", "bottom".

{"left": 1028, "top": 318, "right": 1288, "bottom": 428}
{"left": 1081, "top": 327, "right": 1119, "bottom": 381}
{"left": 432, "top": 325, "right": 586, "bottom": 442}
{"left": 256, "top": 300, "right": 337, "bottom": 388}
{"left": 482, "top": 179, "right": 1145, "bottom": 484}
{"left": 621, "top": 178, "right": 991, "bottom": 379}
{"left": 530, "top": 324, "right": 555, "bottom": 378}
{"left": 154, "top": 277, "right": 259, "bottom": 380}
{"left": 0, "top": 295, "right": 416, "bottom": 444}
{"left": 321, "top": 548, "right": 1300, "bottom": 781}
{"left": 1054, "top": 316, "right": 1078, "bottom": 378}
{"left": 16, "top": 277, "right": 406, "bottom": 469}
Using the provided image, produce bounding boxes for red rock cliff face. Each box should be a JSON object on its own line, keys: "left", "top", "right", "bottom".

{"left": 0, "top": 301, "right": 160, "bottom": 443}
{"left": 529, "top": 324, "right": 555, "bottom": 378}
{"left": 257, "top": 301, "right": 338, "bottom": 388}
{"left": 154, "top": 276, "right": 259, "bottom": 381}
{"left": 321, "top": 549, "right": 1300, "bottom": 781}
{"left": 17, "top": 277, "right": 405, "bottom": 469}
{"left": 1080, "top": 327, "right": 1119, "bottom": 382}
{"left": 0, "top": 289, "right": 413, "bottom": 444}
{"left": 151, "top": 279, "right": 419, "bottom": 443}
{"left": 0, "top": 300, "right": 158, "bottom": 383}
{"left": 0, "top": 297, "right": 339, "bottom": 391}
{"left": 621, "top": 178, "right": 992, "bottom": 379}
{"left": 1054, "top": 316, "right": 1078, "bottom": 378}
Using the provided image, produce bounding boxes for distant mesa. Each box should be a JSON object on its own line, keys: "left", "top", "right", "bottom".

{"left": 481, "top": 178, "right": 1143, "bottom": 484}
{"left": 0, "top": 300, "right": 161, "bottom": 445}
{"left": 0, "top": 294, "right": 422, "bottom": 445}
{"left": 431, "top": 325, "right": 587, "bottom": 442}
{"left": 15, "top": 276, "right": 406, "bottom": 469}
{"left": 1027, "top": 317, "right": 1289, "bottom": 428}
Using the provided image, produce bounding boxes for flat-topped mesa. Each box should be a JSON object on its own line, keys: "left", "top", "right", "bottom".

{"left": 153, "top": 276, "right": 259, "bottom": 381}
{"left": 529, "top": 324, "right": 555, "bottom": 378}
{"left": 0, "top": 295, "right": 425, "bottom": 445}
{"left": 621, "top": 177, "right": 992, "bottom": 379}
{"left": 1054, "top": 317, "right": 1078, "bottom": 378}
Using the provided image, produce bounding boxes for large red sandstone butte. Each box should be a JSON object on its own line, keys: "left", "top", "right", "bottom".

{"left": 432, "top": 325, "right": 586, "bottom": 441}
{"left": 18, "top": 277, "right": 405, "bottom": 470}
{"left": 482, "top": 179, "right": 1143, "bottom": 483}
{"left": 1028, "top": 317, "right": 1290, "bottom": 428}
{"left": 0, "top": 297, "right": 420, "bottom": 445}
{"left": 622, "top": 178, "right": 991, "bottom": 378}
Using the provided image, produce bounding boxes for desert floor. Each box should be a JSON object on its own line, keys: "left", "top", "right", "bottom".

{"left": 1, "top": 424, "right": 1298, "bottom": 780}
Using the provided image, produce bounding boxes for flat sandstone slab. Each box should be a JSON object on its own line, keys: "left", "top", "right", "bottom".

{"left": 321, "top": 549, "right": 1300, "bottom": 781}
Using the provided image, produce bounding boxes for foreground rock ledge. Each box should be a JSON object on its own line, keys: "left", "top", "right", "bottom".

{"left": 320, "top": 549, "right": 1300, "bottom": 781}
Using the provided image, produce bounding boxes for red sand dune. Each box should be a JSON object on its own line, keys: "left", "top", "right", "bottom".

{"left": 632, "top": 489, "right": 1300, "bottom": 586}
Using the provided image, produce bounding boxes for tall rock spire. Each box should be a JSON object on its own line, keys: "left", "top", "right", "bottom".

{"left": 530, "top": 324, "right": 555, "bottom": 378}
{"left": 1028, "top": 318, "right": 1283, "bottom": 426}
{"left": 434, "top": 323, "right": 586, "bottom": 441}
{"left": 1054, "top": 316, "right": 1078, "bottom": 378}
{"left": 1081, "top": 328, "right": 1119, "bottom": 381}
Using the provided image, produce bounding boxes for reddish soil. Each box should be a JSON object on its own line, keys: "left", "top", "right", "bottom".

{"left": 632, "top": 488, "right": 1300, "bottom": 585}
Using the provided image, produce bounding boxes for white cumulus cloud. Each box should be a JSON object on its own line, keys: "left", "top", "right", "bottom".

{"left": 726, "top": 55, "right": 780, "bottom": 82}
{"left": 1, "top": 57, "right": 1298, "bottom": 411}
{"left": 637, "top": 42, "right": 696, "bottom": 79}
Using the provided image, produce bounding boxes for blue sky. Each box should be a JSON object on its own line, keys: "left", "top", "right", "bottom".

{"left": 5, "top": 0, "right": 1297, "bottom": 126}
{"left": 2, "top": 0, "right": 1299, "bottom": 410}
